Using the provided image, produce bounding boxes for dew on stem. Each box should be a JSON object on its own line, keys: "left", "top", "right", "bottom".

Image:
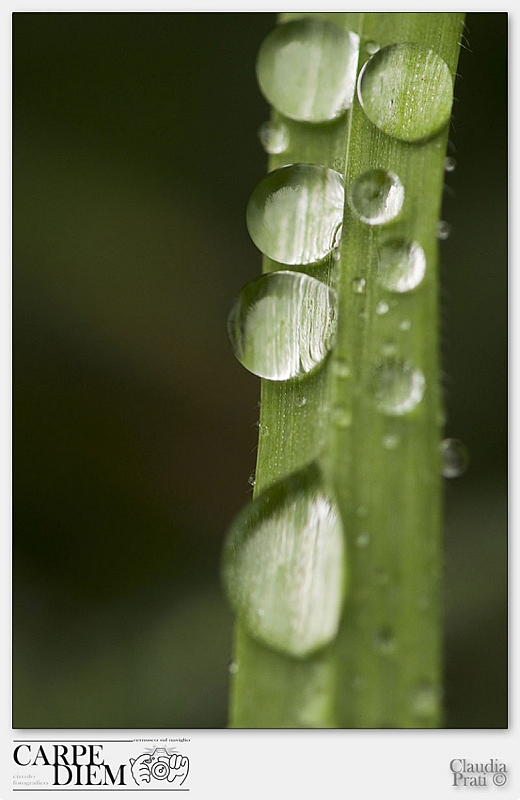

{"left": 377, "top": 239, "right": 427, "bottom": 293}
{"left": 440, "top": 437, "right": 470, "bottom": 477}
{"left": 246, "top": 163, "right": 345, "bottom": 265}
{"left": 370, "top": 358, "right": 426, "bottom": 416}
{"left": 348, "top": 169, "right": 404, "bottom": 226}
{"left": 258, "top": 120, "right": 290, "bottom": 154}
{"left": 222, "top": 462, "right": 347, "bottom": 659}
{"left": 227, "top": 270, "right": 337, "bottom": 381}
{"left": 357, "top": 42, "right": 454, "bottom": 142}
{"left": 256, "top": 18, "right": 360, "bottom": 123}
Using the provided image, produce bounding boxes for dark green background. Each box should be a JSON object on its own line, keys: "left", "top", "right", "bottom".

{"left": 12, "top": 12, "right": 508, "bottom": 728}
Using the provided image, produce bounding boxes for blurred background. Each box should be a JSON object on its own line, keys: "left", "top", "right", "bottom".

{"left": 12, "top": 12, "right": 507, "bottom": 728}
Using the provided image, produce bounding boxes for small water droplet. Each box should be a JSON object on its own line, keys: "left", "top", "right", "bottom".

{"left": 373, "top": 627, "right": 396, "bottom": 654}
{"left": 247, "top": 163, "right": 345, "bottom": 265}
{"left": 399, "top": 319, "right": 411, "bottom": 332}
{"left": 365, "top": 41, "right": 380, "bottom": 55}
{"left": 357, "top": 43, "right": 454, "bottom": 142}
{"left": 248, "top": 473, "right": 256, "bottom": 487}
{"left": 332, "top": 156, "right": 345, "bottom": 172}
{"left": 352, "top": 277, "right": 367, "bottom": 294}
{"left": 222, "top": 462, "right": 346, "bottom": 658}
{"left": 257, "top": 119, "right": 290, "bottom": 154}
{"left": 228, "top": 271, "right": 337, "bottom": 381}
{"left": 355, "top": 532, "right": 370, "bottom": 548}
{"left": 376, "top": 300, "right": 389, "bottom": 315}
{"left": 331, "top": 405, "right": 352, "bottom": 428}
{"left": 377, "top": 239, "right": 427, "bottom": 293}
{"left": 295, "top": 394, "right": 307, "bottom": 408}
{"left": 444, "top": 155, "right": 457, "bottom": 173}
{"left": 436, "top": 220, "right": 452, "bottom": 240}
{"left": 256, "top": 19, "right": 360, "bottom": 123}
{"left": 228, "top": 659, "right": 239, "bottom": 674}
{"left": 332, "top": 358, "right": 351, "bottom": 378}
{"left": 381, "top": 340, "right": 397, "bottom": 357}
{"left": 440, "top": 438, "right": 470, "bottom": 478}
{"left": 370, "top": 358, "right": 425, "bottom": 416}
{"left": 348, "top": 169, "right": 404, "bottom": 226}
{"left": 382, "top": 433, "right": 400, "bottom": 450}
{"left": 410, "top": 683, "right": 439, "bottom": 718}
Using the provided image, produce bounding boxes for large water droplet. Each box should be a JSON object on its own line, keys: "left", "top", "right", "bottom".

{"left": 228, "top": 270, "right": 336, "bottom": 381}
{"left": 370, "top": 358, "right": 425, "bottom": 416}
{"left": 256, "top": 19, "right": 360, "bottom": 123}
{"left": 440, "top": 438, "right": 469, "bottom": 478}
{"left": 357, "top": 43, "right": 454, "bottom": 142}
{"left": 247, "top": 163, "right": 345, "bottom": 265}
{"left": 258, "top": 119, "right": 290, "bottom": 154}
{"left": 348, "top": 169, "right": 404, "bottom": 226}
{"left": 377, "top": 239, "right": 426, "bottom": 293}
{"left": 227, "top": 271, "right": 337, "bottom": 381}
{"left": 222, "top": 462, "right": 346, "bottom": 658}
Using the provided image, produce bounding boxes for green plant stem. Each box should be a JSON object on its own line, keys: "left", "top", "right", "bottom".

{"left": 229, "top": 11, "right": 465, "bottom": 728}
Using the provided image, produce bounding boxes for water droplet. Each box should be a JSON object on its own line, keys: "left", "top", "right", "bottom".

{"left": 248, "top": 473, "right": 256, "bottom": 487}
{"left": 381, "top": 340, "right": 397, "bottom": 357}
{"left": 382, "top": 433, "right": 400, "bottom": 450}
{"left": 331, "top": 405, "right": 352, "bottom": 428}
{"left": 348, "top": 169, "right": 404, "bottom": 226}
{"left": 376, "top": 300, "right": 389, "bottom": 315}
{"left": 370, "top": 358, "right": 425, "bottom": 416}
{"left": 373, "top": 627, "right": 396, "bottom": 654}
{"left": 352, "top": 276, "right": 366, "bottom": 294}
{"left": 332, "top": 156, "right": 345, "bottom": 172}
{"left": 257, "top": 119, "right": 290, "bottom": 154}
{"left": 436, "top": 220, "right": 452, "bottom": 240}
{"left": 256, "top": 19, "right": 360, "bottom": 123}
{"left": 295, "top": 394, "right": 307, "bottom": 408}
{"left": 332, "top": 358, "right": 351, "bottom": 378}
{"left": 355, "top": 532, "right": 370, "bottom": 548}
{"left": 247, "top": 163, "right": 345, "bottom": 265}
{"left": 399, "top": 319, "right": 411, "bottom": 332}
{"left": 365, "top": 41, "right": 380, "bottom": 55}
{"left": 410, "top": 683, "right": 439, "bottom": 718}
{"left": 222, "top": 462, "right": 346, "bottom": 659}
{"left": 444, "top": 155, "right": 457, "bottom": 173}
{"left": 228, "top": 271, "right": 337, "bottom": 381}
{"left": 357, "top": 43, "right": 454, "bottom": 143}
{"left": 377, "top": 239, "right": 426, "bottom": 293}
{"left": 228, "top": 659, "right": 239, "bottom": 675}
{"left": 440, "top": 438, "right": 469, "bottom": 478}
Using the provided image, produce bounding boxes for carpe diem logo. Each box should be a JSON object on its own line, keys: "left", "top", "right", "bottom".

{"left": 130, "top": 747, "right": 189, "bottom": 787}
{"left": 12, "top": 741, "right": 190, "bottom": 790}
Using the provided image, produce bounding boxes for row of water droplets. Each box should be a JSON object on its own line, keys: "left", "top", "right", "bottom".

{"left": 224, "top": 17, "right": 466, "bottom": 667}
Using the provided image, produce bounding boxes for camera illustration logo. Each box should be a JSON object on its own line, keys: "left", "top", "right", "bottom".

{"left": 130, "top": 747, "right": 189, "bottom": 787}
